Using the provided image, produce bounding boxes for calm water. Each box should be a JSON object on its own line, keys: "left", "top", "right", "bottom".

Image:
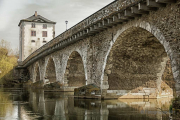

{"left": 0, "top": 88, "right": 172, "bottom": 120}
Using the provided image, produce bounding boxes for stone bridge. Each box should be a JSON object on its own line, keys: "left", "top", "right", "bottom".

{"left": 18, "top": 0, "right": 180, "bottom": 98}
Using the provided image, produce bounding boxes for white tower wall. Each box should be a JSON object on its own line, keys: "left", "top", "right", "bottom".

{"left": 19, "top": 22, "right": 55, "bottom": 61}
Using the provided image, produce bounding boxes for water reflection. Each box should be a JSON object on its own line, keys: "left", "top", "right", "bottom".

{"left": 0, "top": 89, "right": 13, "bottom": 119}
{"left": 0, "top": 88, "right": 172, "bottom": 120}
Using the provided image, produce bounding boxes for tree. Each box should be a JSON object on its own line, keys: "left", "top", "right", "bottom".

{"left": 0, "top": 39, "right": 18, "bottom": 83}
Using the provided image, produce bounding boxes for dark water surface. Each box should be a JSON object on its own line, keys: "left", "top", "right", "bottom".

{"left": 0, "top": 88, "right": 171, "bottom": 120}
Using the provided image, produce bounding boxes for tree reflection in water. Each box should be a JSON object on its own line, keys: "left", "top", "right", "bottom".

{"left": 0, "top": 88, "right": 13, "bottom": 118}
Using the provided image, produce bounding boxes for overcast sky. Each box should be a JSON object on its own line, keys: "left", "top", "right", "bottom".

{"left": 0, "top": 0, "right": 114, "bottom": 50}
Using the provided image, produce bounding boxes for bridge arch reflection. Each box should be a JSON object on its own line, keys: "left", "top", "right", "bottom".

{"left": 25, "top": 89, "right": 171, "bottom": 120}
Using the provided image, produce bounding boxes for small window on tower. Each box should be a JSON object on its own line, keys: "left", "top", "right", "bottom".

{"left": 42, "top": 31, "right": 47, "bottom": 37}
{"left": 32, "top": 23, "right": 35, "bottom": 28}
{"left": 31, "top": 40, "right": 35, "bottom": 42}
{"left": 31, "top": 31, "right": 36, "bottom": 36}
{"left": 43, "top": 38, "right": 46, "bottom": 43}
{"left": 43, "top": 24, "right": 47, "bottom": 29}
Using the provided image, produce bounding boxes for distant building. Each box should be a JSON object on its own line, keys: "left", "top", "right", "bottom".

{"left": 18, "top": 11, "right": 56, "bottom": 61}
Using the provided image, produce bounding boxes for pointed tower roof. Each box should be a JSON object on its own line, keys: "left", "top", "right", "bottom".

{"left": 18, "top": 11, "right": 56, "bottom": 26}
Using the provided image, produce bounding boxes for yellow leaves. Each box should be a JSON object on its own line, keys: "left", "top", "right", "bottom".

{"left": 0, "top": 57, "right": 17, "bottom": 82}
{"left": 0, "top": 39, "right": 18, "bottom": 83}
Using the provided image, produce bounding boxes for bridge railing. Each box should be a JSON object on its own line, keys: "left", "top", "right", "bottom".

{"left": 22, "top": 0, "right": 144, "bottom": 66}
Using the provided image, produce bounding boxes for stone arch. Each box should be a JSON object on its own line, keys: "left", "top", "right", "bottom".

{"left": 101, "top": 21, "right": 177, "bottom": 98}
{"left": 64, "top": 51, "right": 86, "bottom": 87}
{"left": 33, "top": 62, "right": 41, "bottom": 83}
{"left": 62, "top": 48, "right": 88, "bottom": 82}
{"left": 44, "top": 57, "right": 57, "bottom": 83}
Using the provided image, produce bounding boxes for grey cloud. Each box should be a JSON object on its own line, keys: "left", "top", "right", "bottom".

{"left": 0, "top": 0, "right": 114, "bottom": 49}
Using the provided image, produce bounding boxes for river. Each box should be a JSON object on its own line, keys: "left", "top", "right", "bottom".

{"left": 0, "top": 88, "right": 171, "bottom": 120}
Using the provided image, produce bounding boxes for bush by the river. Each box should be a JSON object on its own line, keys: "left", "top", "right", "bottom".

{"left": 0, "top": 39, "right": 18, "bottom": 85}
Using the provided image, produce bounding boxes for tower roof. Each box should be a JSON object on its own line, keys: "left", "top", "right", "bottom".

{"left": 18, "top": 11, "right": 56, "bottom": 26}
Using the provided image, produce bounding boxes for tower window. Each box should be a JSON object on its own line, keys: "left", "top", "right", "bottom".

{"left": 31, "top": 31, "right": 36, "bottom": 36}
{"left": 43, "top": 38, "right": 46, "bottom": 43}
{"left": 43, "top": 24, "right": 47, "bottom": 29}
{"left": 32, "top": 23, "right": 35, "bottom": 28}
{"left": 31, "top": 40, "right": 35, "bottom": 42}
{"left": 42, "top": 31, "right": 47, "bottom": 37}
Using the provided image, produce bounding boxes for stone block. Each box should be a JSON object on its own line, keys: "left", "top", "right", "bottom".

{"left": 174, "top": 70, "right": 180, "bottom": 78}
{"left": 101, "top": 84, "right": 109, "bottom": 89}
{"left": 65, "top": 70, "right": 69, "bottom": 74}
{"left": 102, "top": 81, "right": 109, "bottom": 85}
{"left": 66, "top": 64, "right": 70, "bottom": 68}
{"left": 103, "top": 75, "right": 108, "bottom": 81}
{"left": 106, "top": 64, "right": 113, "bottom": 69}
{"left": 105, "top": 70, "right": 111, "bottom": 74}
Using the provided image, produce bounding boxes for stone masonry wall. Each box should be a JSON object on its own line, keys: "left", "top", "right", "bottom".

{"left": 105, "top": 27, "right": 166, "bottom": 90}
{"left": 92, "top": 2, "right": 180, "bottom": 96}
{"left": 35, "top": 63, "right": 40, "bottom": 82}
{"left": 64, "top": 51, "right": 86, "bottom": 87}
{"left": 28, "top": 1, "right": 180, "bottom": 97}
{"left": 45, "top": 58, "right": 56, "bottom": 83}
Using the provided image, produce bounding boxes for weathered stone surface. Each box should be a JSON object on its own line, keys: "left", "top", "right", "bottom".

{"left": 31, "top": 80, "right": 44, "bottom": 88}
{"left": 44, "top": 81, "right": 62, "bottom": 89}
{"left": 65, "top": 51, "right": 86, "bottom": 87}
{"left": 45, "top": 57, "right": 56, "bottom": 83}
{"left": 74, "top": 84, "right": 101, "bottom": 96}
{"left": 105, "top": 70, "right": 111, "bottom": 75}
{"left": 104, "top": 28, "right": 166, "bottom": 92}
{"left": 33, "top": 63, "right": 41, "bottom": 82}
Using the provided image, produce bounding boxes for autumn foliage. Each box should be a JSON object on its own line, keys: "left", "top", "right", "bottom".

{"left": 0, "top": 39, "right": 18, "bottom": 84}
